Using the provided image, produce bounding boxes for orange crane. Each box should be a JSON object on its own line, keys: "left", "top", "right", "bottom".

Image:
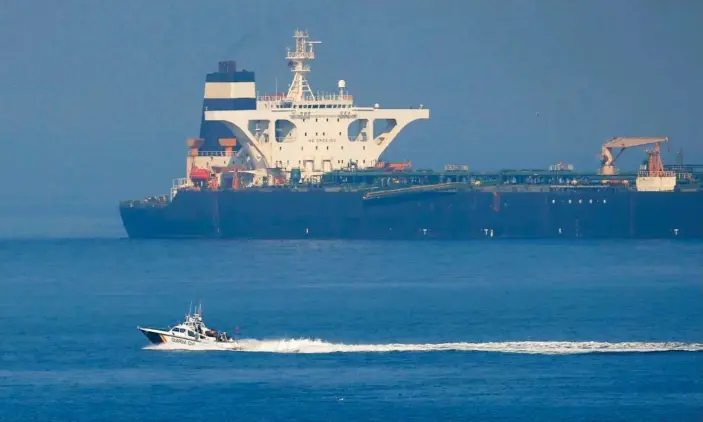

{"left": 600, "top": 137, "right": 669, "bottom": 175}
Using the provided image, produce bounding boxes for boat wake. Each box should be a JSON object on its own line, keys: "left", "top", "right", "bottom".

{"left": 144, "top": 339, "right": 703, "bottom": 355}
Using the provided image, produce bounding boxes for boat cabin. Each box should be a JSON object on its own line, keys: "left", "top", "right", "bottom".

{"left": 169, "top": 325, "right": 198, "bottom": 339}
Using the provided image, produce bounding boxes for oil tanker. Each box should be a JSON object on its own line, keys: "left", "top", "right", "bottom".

{"left": 119, "top": 30, "right": 703, "bottom": 239}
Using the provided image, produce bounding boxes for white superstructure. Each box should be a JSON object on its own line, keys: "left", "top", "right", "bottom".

{"left": 199, "top": 29, "right": 429, "bottom": 183}
{"left": 635, "top": 170, "right": 677, "bottom": 192}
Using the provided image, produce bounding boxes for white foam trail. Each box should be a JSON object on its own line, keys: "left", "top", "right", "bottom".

{"left": 145, "top": 338, "right": 703, "bottom": 355}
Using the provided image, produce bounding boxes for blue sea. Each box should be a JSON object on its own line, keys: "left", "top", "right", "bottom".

{"left": 0, "top": 238, "right": 701, "bottom": 421}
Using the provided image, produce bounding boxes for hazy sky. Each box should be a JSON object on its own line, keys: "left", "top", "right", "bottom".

{"left": 0, "top": 0, "right": 701, "bottom": 236}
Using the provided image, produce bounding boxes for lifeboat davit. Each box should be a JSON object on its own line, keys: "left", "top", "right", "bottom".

{"left": 190, "top": 168, "right": 210, "bottom": 182}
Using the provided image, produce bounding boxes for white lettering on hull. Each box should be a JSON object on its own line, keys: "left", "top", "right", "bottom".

{"left": 168, "top": 336, "right": 197, "bottom": 346}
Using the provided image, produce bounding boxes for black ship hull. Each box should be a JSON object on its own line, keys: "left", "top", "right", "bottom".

{"left": 119, "top": 189, "right": 703, "bottom": 239}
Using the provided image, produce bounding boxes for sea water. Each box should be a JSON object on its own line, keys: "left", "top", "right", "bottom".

{"left": 0, "top": 238, "right": 701, "bottom": 421}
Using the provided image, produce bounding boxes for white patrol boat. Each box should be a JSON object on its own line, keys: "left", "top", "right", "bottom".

{"left": 137, "top": 304, "right": 239, "bottom": 348}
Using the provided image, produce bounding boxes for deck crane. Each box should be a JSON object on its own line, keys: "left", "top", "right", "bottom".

{"left": 600, "top": 137, "right": 669, "bottom": 175}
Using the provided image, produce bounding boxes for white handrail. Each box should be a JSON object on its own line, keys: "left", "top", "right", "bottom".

{"left": 637, "top": 170, "right": 676, "bottom": 177}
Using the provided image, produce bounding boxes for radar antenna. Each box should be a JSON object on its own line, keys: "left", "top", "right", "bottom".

{"left": 285, "top": 29, "right": 320, "bottom": 101}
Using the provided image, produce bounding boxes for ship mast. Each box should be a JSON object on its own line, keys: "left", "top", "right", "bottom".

{"left": 286, "top": 29, "right": 320, "bottom": 101}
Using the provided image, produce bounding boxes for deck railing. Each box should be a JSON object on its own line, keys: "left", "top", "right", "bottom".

{"left": 637, "top": 170, "right": 676, "bottom": 177}
{"left": 257, "top": 93, "right": 354, "bottom": 104}
{"left": 193, "top": 151, "right": 235, "bottom": 157}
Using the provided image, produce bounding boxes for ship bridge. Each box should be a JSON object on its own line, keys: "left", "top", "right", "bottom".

{"left": 202, "top": 30, "right": 430, "bottom": 181}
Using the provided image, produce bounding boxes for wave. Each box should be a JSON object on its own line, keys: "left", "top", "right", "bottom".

{"left": 144, "top": 338, "right": 703, "bottom": 355}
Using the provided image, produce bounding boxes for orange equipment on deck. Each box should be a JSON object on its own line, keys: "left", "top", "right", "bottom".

{"left": 189, "top": 167, "right": 210, "bottom": 182}
{"left": 187, "top": 138, "right": 205, "bottom": 157}
{"left": 600, "top": 137, "right": 669, "bottom": 175}
{"left": 375, "top": 161, "right": 412, "bottom": 172}
{"left": 218, "top": 138, "right": 237, "bottom": 155}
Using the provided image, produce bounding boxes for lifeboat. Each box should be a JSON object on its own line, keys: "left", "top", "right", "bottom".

{"left": 190, "top": 168, "right": 210, "bottom": 182}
